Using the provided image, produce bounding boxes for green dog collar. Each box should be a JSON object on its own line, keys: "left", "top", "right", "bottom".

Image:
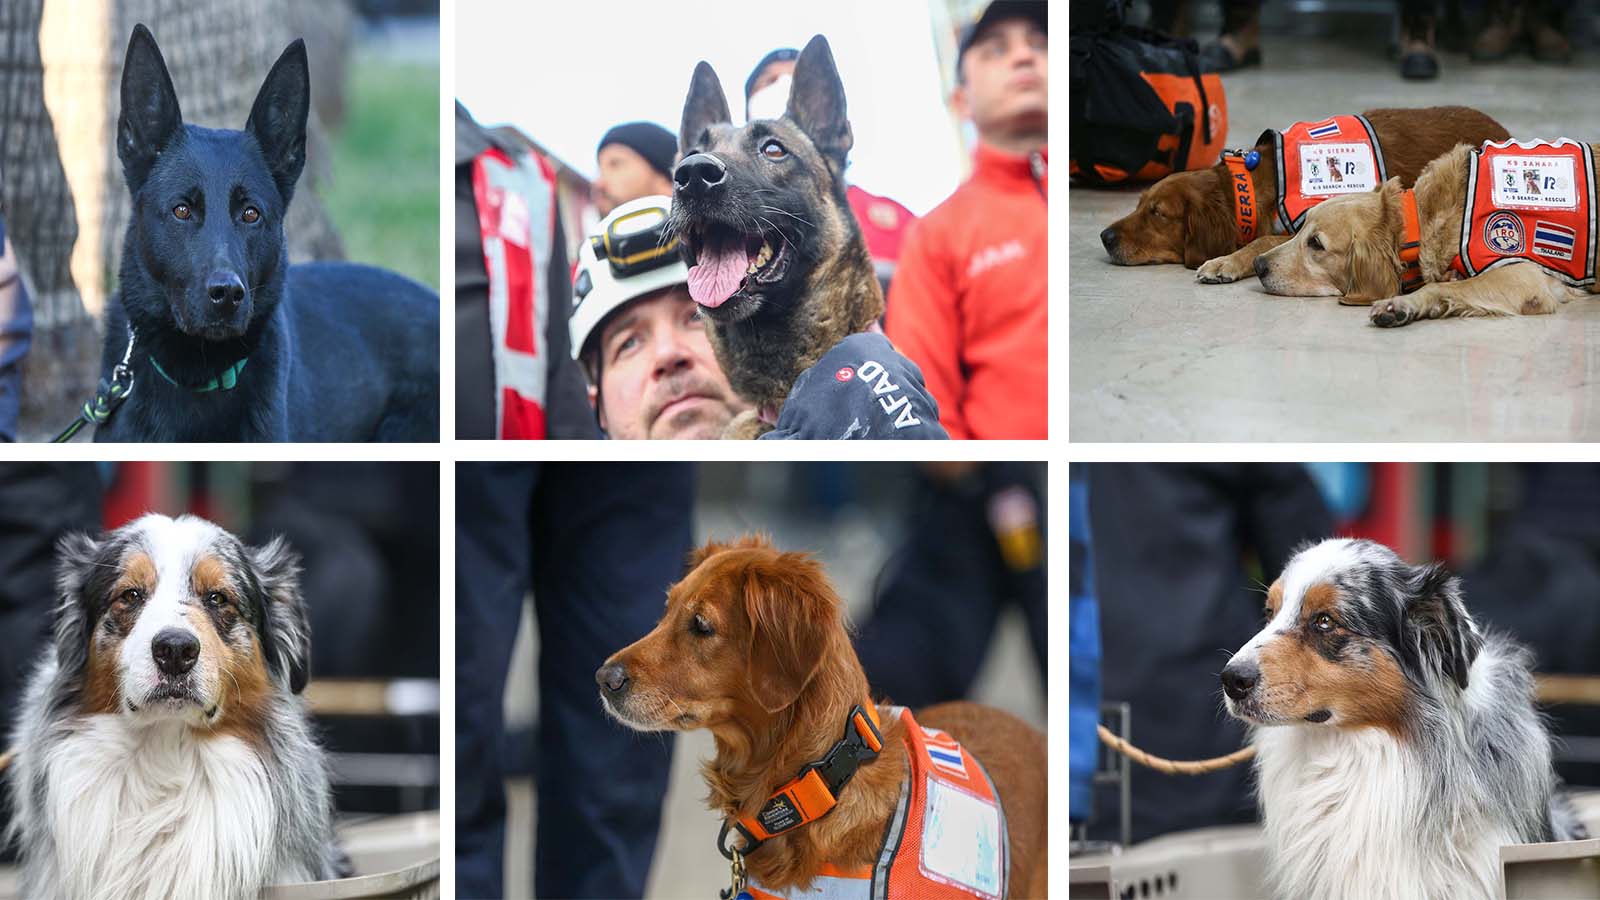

{"left": 148, "top": 354, "right": 248, "bottom": 393}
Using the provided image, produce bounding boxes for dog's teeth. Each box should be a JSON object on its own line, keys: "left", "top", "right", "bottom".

{"left": 746, "top": 261, "right": 758, "bottom": 275}
{"left": 755, "top": 242, "right": 773, "bottom": 268}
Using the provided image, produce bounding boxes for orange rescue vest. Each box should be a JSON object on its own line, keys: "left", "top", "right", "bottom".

{"left": 1268, "top": 115, "right": 1388, "bottom": 233}
{"left": 1451, "top": 139, "right": 1597, "bottom": 288}
{"left": 746, "top": 707, "right": 1009, "bottom": 900}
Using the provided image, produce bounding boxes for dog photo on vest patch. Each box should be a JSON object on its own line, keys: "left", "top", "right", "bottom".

{"left": 455, "top": 461, "right": 1048, "bottom": 898}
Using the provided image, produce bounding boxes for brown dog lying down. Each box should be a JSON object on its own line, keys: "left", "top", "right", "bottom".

{"left": 1252, "top": 140, "right": 1599, "bottom": 326}
{"left": 1098, "top": 106, "right": 1508, "bottom": 281}
{"left": 596, "top": 536, "right": 1048, "bottom": 898}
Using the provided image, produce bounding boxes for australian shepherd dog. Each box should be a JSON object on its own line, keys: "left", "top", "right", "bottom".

{"left": 1222, "top": 537, "right": 1588, "bottom": 900}
{"left": 5, "top": 514, "right": 345, "bottom": 900}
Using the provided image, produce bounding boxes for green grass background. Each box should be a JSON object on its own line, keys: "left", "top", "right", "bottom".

{"left": 323, "top": 55, "right": 439, "bottom": 289}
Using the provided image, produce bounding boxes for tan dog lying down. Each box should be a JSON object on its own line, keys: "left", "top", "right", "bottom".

{"left": 1252, "top": 140, "right": 1599, "bottom": 326}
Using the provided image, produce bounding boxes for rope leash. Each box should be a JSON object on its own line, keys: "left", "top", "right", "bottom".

{"left": 52, "top": 326, "right": 135, "bottom": 442}
{"left": 0, "top": 749, "right": 11, "bottom": 773}
{"left": 1097, "top": 725, "right": 1256, "bottom": 775}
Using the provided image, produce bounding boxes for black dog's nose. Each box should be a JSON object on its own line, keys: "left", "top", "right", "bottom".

{"left": 1253, "top": 256, "right": 1270, "bottom": 278}
{"left": 1100, "top": 227, "right": 1119, "bottom": 252}
{"left": 206, "top": 272, "right": 245, "bottom": 309}
{"left": 595, "top": 662, "right": 629, "bottom": 694}
{"left": 1221, "top": 661, "right": 1259, "bottom": 701}
{"left": 152, "top": 627, "right": 200, "bottom": 677}
{"left": 674, "top": 153, "right": 727, "bottom": 199}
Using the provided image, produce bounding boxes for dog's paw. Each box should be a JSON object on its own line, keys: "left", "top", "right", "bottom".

{"left": 1195, "top": 254, "right": 1252, "bottom": 284}
{"left": 1370, "top": 297, "right": 1419, "bottom": 328}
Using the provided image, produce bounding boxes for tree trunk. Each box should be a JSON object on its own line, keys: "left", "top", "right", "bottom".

{"left": 0, "top": 0, "right": 98, "bottom": 438}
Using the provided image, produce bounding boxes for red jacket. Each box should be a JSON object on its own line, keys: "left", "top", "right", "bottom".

{"left": 886, "top": 143, "right": 1047, "bottom": 439}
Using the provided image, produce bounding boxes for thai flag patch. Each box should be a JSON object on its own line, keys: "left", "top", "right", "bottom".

{"left": 1533, "top": 220, "right": 1577, "bottom": 260}
{"left": 1306, "top": 119, "right": 1342, "bottom": 139}
{"left": 922, "top": 727, "right": 969, "bottom": 779}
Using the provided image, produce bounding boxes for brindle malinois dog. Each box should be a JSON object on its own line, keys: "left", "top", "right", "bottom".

{"left": 670, "top": 34, "right": 882, "bottom": 439}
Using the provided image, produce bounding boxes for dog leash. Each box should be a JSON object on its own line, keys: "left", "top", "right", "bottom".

{"left": 1097, "top": 724, "right": 1256, "bottom": 775}
{"left": 0, "top": 749, "right": 12, "bottom": 773}
{"left": 52, "top": 327, "right": 136, "bottom": 443}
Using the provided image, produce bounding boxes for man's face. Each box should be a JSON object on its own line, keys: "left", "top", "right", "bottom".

{"left": 954, "top": 18, "right": 1047, "bottom": 137}
{"left": 594, "top": 286, "right": 749, "bottom": 439}
{"left": 594, "top": 144, "right": 673, "bottom": 217}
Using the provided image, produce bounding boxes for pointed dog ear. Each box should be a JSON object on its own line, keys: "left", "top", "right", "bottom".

{"left": 245, "top": 39, "right": 311, "bottom": 206}
{"left": 785, "top": 34, "right": 853, "bottom": 173}
{"left": 250, "top": 536, "right": 311, "bottom": 694}
{"left": 1406, "top": 562, "right": 1481, "bottom": 690}
{"left": 742, "top": 553, "right": 837, "bottom": 713}
{"left": 680, "top": 61, "right": 731, "bottom": 158}
{"left": 117, "top": 23, "right": 184, "bottom": 193}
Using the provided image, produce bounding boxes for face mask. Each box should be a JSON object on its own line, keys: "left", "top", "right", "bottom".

{"left": 746, "top": 74, "right": 792, "bottom": 122}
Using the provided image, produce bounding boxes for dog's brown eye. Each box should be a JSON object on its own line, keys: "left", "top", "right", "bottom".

{"left": 689, "top": 614, "right": 714, "bottom": 637}
{"left": 241, "top": 207, "right": 260, "bottom": 224}
{"left": 760, "top": 139, "right": 787, "bottom": 161}
{"left": 1308, "top": 234, "right": 1325, "bottom": 252}
{"left": 1312, "top": 612, "right": 1335, "bottom": 633}
{"left": 120, "top": 588, "right": 145, "bottom": 605}
{"left": 205, "top": 591, "right": 228, "bottom": 608}
{"left": 173, "top": 204, "right": 191, "bottom": 220}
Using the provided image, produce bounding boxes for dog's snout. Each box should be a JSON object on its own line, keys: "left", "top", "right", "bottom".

{"left": 1221, "top": 661, "right": 1260, "bottom": 701}
{"left": 595, "top": 662, "right": 629, "bottom": 694}
{"left": 206, "top": 272, "right": 246, "bottom": 309}
{"left": 152, "top": 627, "right": 200, "bottom": 677}
{"left": 1253, "top": 256, "right": 1270, "bottom": 278}
{"left": 1100, "top": 227, "right": 1120, "bottom": 253}
{"left": 673, "top": 153, "right": 727, "bottom": 198}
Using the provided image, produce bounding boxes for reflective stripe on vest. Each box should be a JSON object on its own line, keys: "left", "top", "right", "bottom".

{"left": 747, "top": 707, "right": 1009, "bottom": 900}
{"left": 1453, "top": 138, "right": 1597, "bottom": 288}
{"left": 1271, "top": 114, "right": 1388, "bottom": 233}
{"left": 472, "top": 146, "right": 554, "bottom": 438}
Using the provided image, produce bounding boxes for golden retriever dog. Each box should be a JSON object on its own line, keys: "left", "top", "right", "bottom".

{"left": 1252, "top": 142, "right": 1599, "bottom": 325}
{"left": 1099, "top": 107, "right": 1507, "bottom": 279}
{"left": 596, "top": 536, "right": 1048, "bottom": 898}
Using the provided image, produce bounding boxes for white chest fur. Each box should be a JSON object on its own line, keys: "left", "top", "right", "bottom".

{"left": 39, "top": 715, "right": 279, "bottom": 900}
{"left": 1253, "top": 727, "right": 1511, "bottom": 900}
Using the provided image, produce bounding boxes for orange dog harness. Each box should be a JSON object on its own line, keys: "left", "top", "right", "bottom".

{"left": 1269, "top": 114, "right": 1388, "bottom": 233}
{"left": 1451, "top": 139, "right": 1597, "bottom": 288}
{"left": 735, "top": 707, "right": 1009, "bottom": 900}
{"left": 1399, "top": 188, "right": 1424, "bottom": 293}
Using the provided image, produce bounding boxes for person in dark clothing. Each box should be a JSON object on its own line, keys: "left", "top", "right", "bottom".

{"left": 456, "top": 102, "right": 594, "bottom": 439}
{"left": 856, "top": 462, "right": 1046, "bottom": 707}
{"left": 1085, "top": 463, "right": 1333, "bottom": 844}
{"left": 0, "top": 463, "right": 105, "bottom": 860}
{"left": 455, "top": 463, "right": 693, "bottom": 899}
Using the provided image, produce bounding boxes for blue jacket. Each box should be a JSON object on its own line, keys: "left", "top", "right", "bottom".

{"left": 760, "top": 333, "right": 949, "bottom": 440}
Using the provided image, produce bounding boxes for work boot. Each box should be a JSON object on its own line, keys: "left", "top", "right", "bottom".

{"left": 1400, "top": 14, "right": 1440, "bottom": 79}
{"left": 1471, "top": 0, "right": 1523, "bottom": 61}
{"left": 1529, "top": 0, "right": 1572, "bottom": 62}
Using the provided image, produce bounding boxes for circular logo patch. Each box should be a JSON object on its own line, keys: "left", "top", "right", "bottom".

{"left": 1484, "top": 211, "right": 1524, "bottom": 254}
{"left": 835, "top": 366, "right": 855, "bottom": 382}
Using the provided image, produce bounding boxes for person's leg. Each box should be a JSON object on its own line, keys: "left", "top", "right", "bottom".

{"left": 1400, "top": 0, "right": 1441, "bottom": 79}
{"left": 857, "top": 464, "right": 1005, "bottom": 709}
{"left": 455, "top": 463, "right": 538, "bottom": 899}
{"left": 531, "top": 463, "right": 694, "bottom": 899}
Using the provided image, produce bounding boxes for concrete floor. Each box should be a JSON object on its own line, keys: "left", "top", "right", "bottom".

{"left": 1070, "top": 34, "right": 1600, "bottom": 442}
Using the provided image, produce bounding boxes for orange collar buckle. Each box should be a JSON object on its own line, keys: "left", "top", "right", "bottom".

{"left": 719, "top": 703, "right": 884, "bottom": 860}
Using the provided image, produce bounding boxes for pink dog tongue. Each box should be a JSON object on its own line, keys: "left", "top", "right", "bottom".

{"left": 687, "top": 246, "right": 749, "bottom": 308}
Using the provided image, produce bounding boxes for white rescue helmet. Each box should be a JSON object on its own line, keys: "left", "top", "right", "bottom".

{"left": 570, "top": 195, "right": 687, "bottom": 361}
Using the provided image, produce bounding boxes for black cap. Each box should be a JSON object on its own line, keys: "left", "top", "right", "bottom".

{"left": 596, "top": 121, "right": 678, "bottom": 180}
{"left": 745, "top": 47, "right": 800, "bottom": 101}
{"left": 956, "top": 1, "right": 1047, "bottom": 76}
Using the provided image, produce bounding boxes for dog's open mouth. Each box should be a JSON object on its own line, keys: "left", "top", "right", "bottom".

{"left": 684, "top": 224, "right": 792, "bottom": 309}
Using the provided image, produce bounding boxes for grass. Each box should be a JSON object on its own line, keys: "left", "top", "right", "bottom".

{"left": 322, "top": 55, "right": 439, "bottom": 289}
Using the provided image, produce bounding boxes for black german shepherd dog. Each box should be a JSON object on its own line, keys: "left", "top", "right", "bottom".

{"left": 670, "top": 35, "right": 882, "bottom": 438}
{"left": 96, "top": 25, "right": 438, "bottom": 442}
